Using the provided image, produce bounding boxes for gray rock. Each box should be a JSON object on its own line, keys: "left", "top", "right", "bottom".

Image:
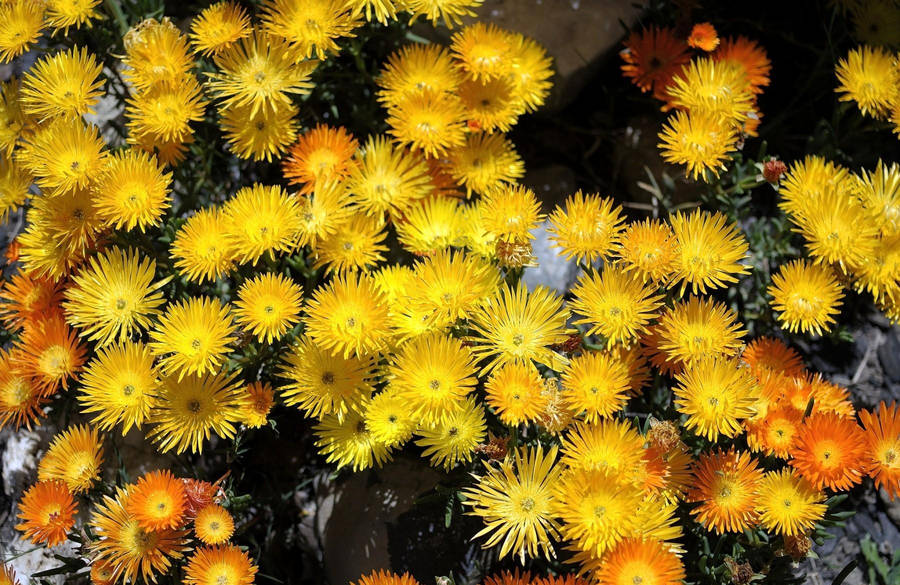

{"left": 878, "top": 328, "right": 900, "bottom": 384}
{"left": 523, "top": 219, "right": 578, "bottom": 294}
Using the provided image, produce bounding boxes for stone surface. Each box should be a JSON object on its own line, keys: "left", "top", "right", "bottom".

{"left": 523, "top": 219, "right": 578, "bottom": 294}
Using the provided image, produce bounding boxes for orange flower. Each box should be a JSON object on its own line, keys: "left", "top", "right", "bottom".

{"left": 352, "top": 569, "right": 422, "bottom": 585}
{"left": 687, "top": 22, "right": 720, "bottom": 52}
{"left": 16, "top": 480, "right": 76, "bottom": 547}
{"left": 783, "top": 372, "right": 855, "bottom": 418}
{"left": 860, "top": 402, "right": 900, "bottom": 499}
{"left": 746, "top": 403, "right": 802, "bottom": 459}
{"left": 620, "top": 26, "right": 691, "bottom": 101}
{"left": 483, "top": 570, "right": 534, "bottom": 585}
{"left": 595, "top": 537, "right": 685, "bottom": 585}
{"left": 282, "top": 124, "right": 358, "bottom": 194}
{"left": 714, "top": 36, "right": 771, "bottom": 93}
{"left": 0, "top": 349, "right": 47, "bottom": 430}
{"left": 11, "top": 315, "right": 86, "bottom": 395}
{"left": 1, "top": 563, "right": 22, "bottom": 585}
{"left": 0, "top": 273, "right": 63, "bottom": 331}
{"left": 184, "top": 545, "right": 258, "bottom": 585}
{"left": 534, "top": 576, "right": 591, "bottom": 585}
{"left": 741, "top": 337, "right": 804, "bottom": 378}
{"left": 791, "top": 412, "right": 869, "bottom": 491}
{"left": 89, "top": 560, "right": 116, "bottom": 585}
{"left": 4, "top": 239, "right": 20, "bottom": 264}
{"left": 127, "top": 470, "right": 188, "bottom": 531}
{"left": 238, "top": 381, "right": 274, "bottom": 428}
{"left": 687, "top": 448, "right": 764, "bottom": 533}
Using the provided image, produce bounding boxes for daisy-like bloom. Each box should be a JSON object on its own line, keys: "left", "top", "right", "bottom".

{"left": 0, "top": 351, "right": 46, "bottom": 430}
{"left": 742, "top": 337, "right": 805, "bottom": 377}
{"left": 122, "top": 18, "right": 192, "bottom": 90}
{"left": 89, "top": 560, "right": 115, "bottom": 585}
{"left": 172, "top": 207, "right": 235, "bottom": 284}
{"left": 395, "top": 195, "right": 467, "bottom": 255}
{"left": 860, "top": 402, "right": 900, "bottom": 499}
{"left": 768, "top": 260, "right": 844, "bottom": 336}
{"left": 19, "top": 118, "right": 106, "bottom": 197}
{"left": 37, "top": 424, "right": 103, "bottom": 494}
{"left": 688, "top": 22, "right": 719, "bottom": 51}
{"left": 20, "top": 46, "right": 104, "bottom": 122}
{"left": 353, "top": 570, "right": 421, "bottom": 585}
{"left": 206, "top": 30, "right": 317, "bottom": 116}
{"left": 560, "top": 351, "right": 630, "bottom": 422}
{"left": 467, "top": 284, "right": 569, "bottom": 374}
{"left": 560, "top": 419, "right": 646, "bottom": 475}
{"left": 404, "top": 0, "right": 481, "bottom": 27}
{"left": 148, "top": 370, "right": 244, "bottom": 454}
{"left": 64, "top": 247, "right": 169, "bottom": 346}
{"left": 569, "top": 266, "right": 663, "bottom": 345}
{"left": 194, "top": 504, "right": 234, "bottom": 545}
{"left": 222, "top": 184, "right": 304, "bottom": 265}
{"left": 282, "top": 124, "right": 358, "bottom": 194}
{"left": 747, "top": 401, "right": 803, "bottom": 459}
{"left": 451, "top": 22, "right": 515, "bottom": 81}
{"left": 779, "top": 155, "right": 853, "bottom": 218}
{"left": 344, "top": 135, "right": 433, "bottom": 222}
{"left": 90, "top": 486, "right": 189, "bottom": 584}
{"left": 133, "top": 132, "right": 193, "bottom": 167}
{"left": 458, "top": 76, "right": 524, "bottom": 133}
{"left": 794, "top": 188, "right": 879, "bottom": 270}
{"left": 388, "top": 333, "right": 478, "bottom": 425}
{"left": 835, "top": 45, "right": 899, "bottom": 119}
{"left": 91, "top": 149, "right": 172, "bottom": 231}
{"left": 261, "top": 0, "right": 360, "bottom": 60}
{"left": 296, "top": 180, "right": 355, "bottom": 248}
{"left": 127, "top": 470, "right": 187, "bottom": 531}
{"left": 853, "top": 160, "right": 900, "bottom": 236}
{"left": 554, "top": 468, "right": 641, "bottom": 557}
{"left": 755, "top": 469, "right": 826, "bottom": 536}
{"left": 658, "top": 109, "right": 739, "bottom": 181}
{"left": 415, "top": 395, "right": 487, "bottom": 470}
{"left": 377, "top": 43, "right": 461, "bottom": 105}
{"left": 851, "top": 0, "right": 900, "bottom": 48}
{"left": 364, "top": 388, "right": 416, "bottom": 448}
{"left": 506, "top": 32, "right": 554, "bottom": 113}
{"left": 595, "top": 537, "right": 685, "bottom": 585}
{"left": 613, "top": 218, "right": 677, "bottom": 284}
{"left": 184, "top": 544, "right": 258, "bottom": 585}
{"left": 0, "top": 0, "right": 44, "bottom": 64}
{"left": 12, "top": 315, "right": 86, "bottom": 394}
{"left": 314, "top": 408, "right": 391, "bottom": 471}
{"left": 547, "top": 191, "right": 625, "bottom": 264}
{"left": 670, "top": 208, "right": 750, "bottom": 294}
{"left": 220, "top": 102, "right": 298, "bottom": 162}
{"left": 386, "top": 89, "right": 467, "bottom": 158}
{"left": 0, "top": 273, "right": 62, "bottom": 331}
{"left": 189, "top": 1, "right": 251, "bottom": 56}
{"left": 620, "top": 26, "right": 690, "bottom": 99}
{"left": 0, "top": 156, "right": 31, "bottom": 223}
{"left": 479, "top": 184, "right": 543, "bottom": 243}
{"left": 674, "top": 356, "right": 758, "bottom": 441}
{"left": 314, "top": 214, "right": 388, "bottom": 273}
{"left": 485, "top": 361, "right": 548, "bottom": 426}
{"left": 279, "top": 335, "right": 375, "bottom": 420}
{"left": 462, "top": 445, "right": 562, "bottom": 562}
{"left": 791, "top": 412, "right": 869, "bottom": 491}
{"left": 15, "top": 480, "right": 76, "bottom": 547}
{"left": 79, "top": 341, "right": 159, "bottom": 434}
{"left": 125, "top": 79, "right": 207, "bottom": 145}
{"left": 715, "top": 36, "right": 771, "bottom": 94}
{"left": 445, "top": 133, "right": 524, "bottom": 197}
{"left": 149, "top": 297, "right": 237, "bottom": 380}
{"left": 666, "top": 57, "right": 753, "bottom": 122}
{"left": 303, "top": 272, "right": 393, "bottom": 358}
{"left": 655, "top": 296, "right": 746, "bottom": 369}
{"left": 233, "top": 273, "right": 303, "bottom": 343}
{"left": 687, "top": 448, "right": 763, "bottom": 533}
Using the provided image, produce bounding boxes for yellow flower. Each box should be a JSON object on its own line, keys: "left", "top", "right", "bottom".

{"left": 63, "top": 247, "right": 169, "bottom": 346}
{"left": 559, "top": 419, "right": 646, "bottom": 475}
{"left": 386, "top": 89, "right": 467, "bottom": 158}
{"left": 613, "top": 218, "right": 677, "bottom": 283}
{"left": 755, "top": 469, "right": 826, "bottom": 536}
{"left": 193, "top": 504, "right": 235, "bottom": 545}
{"left": 658, "top": 109, "right": 739, "bottom": 181}
{"left": 0, "top": 157, "right": 32, "bottom": 224}
{"left": 233, "top": 272, "right": 303, "bottom": 343}
{"left": 485, "top": 361, "right": 548, "bottom": 426}
{"left": 669, "top": 208, "right": 750, "bottom": 295}
{"left": 313, "top": 214, "right": 388, "bottom": 273}
{"left": 654, "top": 296, "right": 746, "bottom": 370}
{"left": 560, "top": 351, "right": 631, "bottom": 422}
{"left": 769, "top": 260, "right": 844, "bottom": 336}
{"left": 414, "top": 395, "right": 486, "bottom": 470}
{"left": 222, "top": 184, "right": 304, "bottom": 265}
{"left": 673, "top": 355, "right": 758, "bottom": 441}
{"left": 445, "top": 133, "right": 524, "bottom": 197}
{"left": 462, "top": 445, "right": 562, "bottom": 562}
{"left": 377, "top": 44, "right": 462, "bottom": 107}
{"left": 37, "top": 424, "right": 103, "bottom": 494}
{"left": 148, "top": 370, "right": 244, "bottom": 454}
{"left": 404, "top": 0, "right": 481, "bottom": 28}
{"left": 219, "top": 102, "right": 298, "bottom": 162}
{"left": 279, "top": 335, "right": 375, "bottom": 420}
{"left": 0, "top": 79, "right": 29, "bottom": 155}
{"left": 851, "top": 234, "right": 900, "bottom": 303}
{"left": 171, "top": 207, "right": 235, "bottom": 284}
{"left": 125, "top": 79, "right": 207, "bottom": 144}
{"left": 296, "top": 180, "right": 354, "bottom": 248}
{"left": 20, "top": 46, "right": 104, "bottom": 121}
{"left": 18, "top": 118, "right": 106, "bottom": 197}
{"left": 148, "top": 297, "right": 238, "bottom": 380}
{"left": 189, "top": 1, "right": 251, "bottom": 57}
{"left": 451, "top": 22, "right": 516, "bottom": 81}
{"left": 395, "top": 196, "right": 467, "bottom": 256}
{"left": 779, "top": 155, "right": 852, "bottom": 218}
{"left": 78, "top": 341, "right": 160, "bottom": 435}
{"left": 348, "top": 0, "right": 400, "bottom": 24}
{"left": 666, "top": 57, "right": 753, "bottom": 123}
{"left": 467, "top": 284, "right": 569, "bottom": 374}
{"left": 303, "top": 272, "right": 393, "bottom": 358}
{"left": 91, "top": 148, "right": 172, "bottom": 231}
{"left": 458, "top": 76, "right": 524, "bottom": 133}
{"left": 478, "top": 184, "right": 543, "bottom": 242}
{"left": 314, "top": 407, "right": 392, "bottom": 471}
{"left": 122, "top": 18, "right": 193, "bottom": 90}
{"left": 261, "top": 0, "right": 361, "bottom": 60}
{"left": 184, "top": 545, "right": 258, "bottom": 585}
{"left": 853, "top": 159, "right": 900, "bottom": 236}
{"left": 547, "top": 191, "right": 625, "bottom": 265}
{"left": 364, "top": 387, "right": 416, "bottom": 448}
{"left": 835, "top": 44, "right": 899, "bottom": 119}
{"left": 793, "top": 187, "right": 879, "bottom": 270}
{"left": 206, "top": 30, "right": 317, "bottom": 116}
{"left": 0, "top": 0, "right": 44, "bottom": 64}
{"left": 569, "top": 265, "right": 663, "bottom": 345}
{"left": 507, "top": 33, "right": 554, "bottom": 113}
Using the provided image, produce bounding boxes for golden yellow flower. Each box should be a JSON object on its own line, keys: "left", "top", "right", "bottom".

{"left": 233, "top": 273, "right": 303, "bottom": 343}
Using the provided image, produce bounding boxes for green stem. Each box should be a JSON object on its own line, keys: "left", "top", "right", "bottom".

{"left": 104, "top": 0, "right": 129, "bottom": 38}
